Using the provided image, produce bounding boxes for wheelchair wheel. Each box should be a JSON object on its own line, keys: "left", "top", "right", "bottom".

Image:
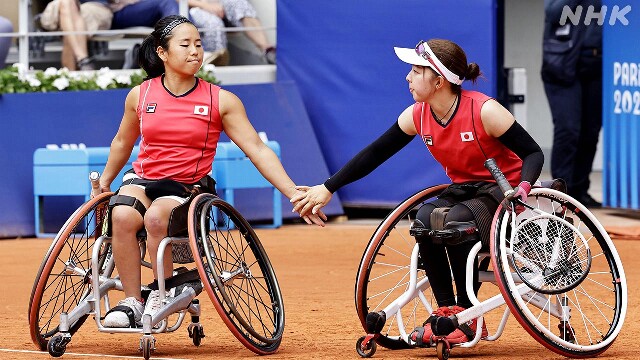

{"left": 355, "top": 185, "right": 448, "bottom": 350}
{"left": 188, "top": 193, "right": 284, "bottom": 355}
{"left": 29, "top": 192, "right": 114, "bottom": 350}
{"left": 492, "top": 188, "right": 627, "bottom": 357}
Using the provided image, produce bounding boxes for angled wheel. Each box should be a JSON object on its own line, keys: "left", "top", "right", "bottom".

{"left": 491, "top": 188, "right": 627, "bottom": 357}
{"left": 140, "top": 336, "right": 155, "bottom": 360}
{"left": 190, "top": 325, "right": 204, "bottom": 346}
{"left": 436, "top": 340, "right": 450, "bottom": 360}
{"left": 188, "top": 193, "right": 285, "bottom": 355}
{"left": 47, "top": 334, "right": 68, "bottom": 357}
{"left": 355, "top": 185, "right": 448, "bottom": 350}
{"left": 356, "top": 336, "right": 377, "bottom": 357}
{"left": 29, "top": 192, "right": 114, "bottom": 350}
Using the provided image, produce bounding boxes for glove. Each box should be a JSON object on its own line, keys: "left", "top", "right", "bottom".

{"left": 501, "top": 181, "right": 531, "bottom": 213}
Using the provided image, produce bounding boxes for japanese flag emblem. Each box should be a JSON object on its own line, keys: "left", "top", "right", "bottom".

{"left": 460, "top": 132, "right": 474, "bottom": 142}
{"left": 194, "top": 105, "right": 209, "bottom": 115}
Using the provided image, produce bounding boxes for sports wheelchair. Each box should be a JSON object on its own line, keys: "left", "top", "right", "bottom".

{"left": 28, "top": 185, "right": 285, "bottom": 359}
{"left": 355, "top": 160, "right": 627, "bottom": 359}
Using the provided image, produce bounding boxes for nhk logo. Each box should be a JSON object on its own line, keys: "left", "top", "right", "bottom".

{"left": 560, "top": 5, "right": 631, "bottom": 26}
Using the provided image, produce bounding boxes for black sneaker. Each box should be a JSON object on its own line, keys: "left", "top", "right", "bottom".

{"left": 577, "top": 194, "right": 602, "bottom": 208}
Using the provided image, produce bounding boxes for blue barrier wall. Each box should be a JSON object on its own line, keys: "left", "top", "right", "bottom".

{"left": 603, "top": 0, "right": 640, "bottom": 209}
{"left": 0, "top": 81, "right": 341, "bottom": 238}
{"left": 277, "top": 0, "right": 499, "bottom": 206}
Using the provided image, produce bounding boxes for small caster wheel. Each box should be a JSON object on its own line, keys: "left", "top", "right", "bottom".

{"left": 189, "top": 324, "right": 205, "bottom": 346}
{"left": 47, "top": 335, "right": 68, "bottom": 357}
{"left": 356, "top": 336, "right": 377, "bottom": 358}
{"left": 436, "top": 341, "right": 450, "bottom": 360}
{"left": 140, "top": 337, "right": 155, "bottom": 360}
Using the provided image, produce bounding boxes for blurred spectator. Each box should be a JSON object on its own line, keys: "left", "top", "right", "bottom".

{"left": 39, "top": 0, "right": 112, "bottom": 70}
{"left": 109, "top": 0, "right": 179, "bottom": 68}
{"left": 109, "top": 0, "right": 179, "bottom": 29}
{"left": 541, "top": 0, "right": 602, "bottom": 207}
{"left": 188, "top": 0, "right": 276, "bottom": 65}
{"left": 39, "top": 0, "right": 178, "bottom": 70}
{"left": 0, "top": 16, "right": 12, "bottom": 69}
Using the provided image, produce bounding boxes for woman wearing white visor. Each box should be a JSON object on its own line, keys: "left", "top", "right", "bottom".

{"left": 292, "top": 39, "right": 544, "bottom": 346}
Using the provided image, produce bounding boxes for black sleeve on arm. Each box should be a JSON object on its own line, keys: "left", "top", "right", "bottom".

{"left": 323, "top": 122, "right": 415, "bottom": 193}
{"left": 497, "top": 121, "right": 544, "bottom": 185}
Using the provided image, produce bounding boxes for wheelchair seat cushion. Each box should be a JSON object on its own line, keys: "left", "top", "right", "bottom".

{"left": 166, "top": 191, "right": 201, "bottom": 237}
{"left": 167, "top": 191, "right": 209, "bottom": 263}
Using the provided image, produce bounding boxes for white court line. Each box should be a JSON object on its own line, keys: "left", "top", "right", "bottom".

{"left": 0, "top": 348, "right": 190, "bottom": 360}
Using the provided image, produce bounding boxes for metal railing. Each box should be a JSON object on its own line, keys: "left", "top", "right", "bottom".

{"left": 0, "top": 0, "right": 275, "bottom": 68}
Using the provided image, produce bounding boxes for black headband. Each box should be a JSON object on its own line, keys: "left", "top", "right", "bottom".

{"left": 160, "top": 17, "right": 190, "bottom": 40}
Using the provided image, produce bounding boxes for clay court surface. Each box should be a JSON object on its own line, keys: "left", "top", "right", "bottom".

{"left": 1, "top": 220, "right": 639, "bottom": 360}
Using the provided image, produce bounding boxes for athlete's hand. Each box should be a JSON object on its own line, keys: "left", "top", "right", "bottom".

{"left": 291, "top": 185, "right": 332, "bottom": 218}
{"left": 90, "top": 183, "right": 111, "bottom": 199}
{"left": 89, "top": 172, "right": 110, "bottom": 198}
{"left": 300, "top": 212, "right": 327, "bottom": 227}
{"left": 501, "top": 181, "right": 531, "bottom": 213}
{"left": 289, "top": 186, "right": 328, "bottom": 226}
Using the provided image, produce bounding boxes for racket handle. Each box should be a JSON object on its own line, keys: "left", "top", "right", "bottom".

{"left": 484, "top": 158, "right": 514, "bottom": 198}
{"left": 89, "top": 171, "right": 100, "bottom": 191}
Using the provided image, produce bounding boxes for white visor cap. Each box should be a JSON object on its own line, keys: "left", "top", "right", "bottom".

{"left": 394, "top": 46, "right": 464, "bottom": 86}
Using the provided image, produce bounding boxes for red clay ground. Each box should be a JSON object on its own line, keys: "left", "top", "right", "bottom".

{"left": 1, "top": 223, "right": 638, "bottom": 360}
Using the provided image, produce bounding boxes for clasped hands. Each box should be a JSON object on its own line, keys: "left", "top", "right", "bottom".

{"left": 290, "top": 184, "right": 332, "bottom": 226}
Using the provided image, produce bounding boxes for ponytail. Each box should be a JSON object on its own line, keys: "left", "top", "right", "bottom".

{"left": 137, "top": 15, "right": 194, "bottom": 80}
{"left": 139, "top": 35, "right": 164, "bottom": 79}
{"left": 464, "top": 63, "right": 482, "bottom": 84}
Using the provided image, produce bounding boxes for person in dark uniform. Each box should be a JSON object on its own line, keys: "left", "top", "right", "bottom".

{"left": 292, "top": 38, "right": 544, "bottom": 346}
{"left": 542, "top": 0, "right": 603, "bottom": 207}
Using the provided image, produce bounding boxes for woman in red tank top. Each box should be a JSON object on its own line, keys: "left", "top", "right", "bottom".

{"left": 91, "top": 15, "right": 325, "bottom": 329}
{"left": 292, "top": 39, "right": 544, "bottom": 345}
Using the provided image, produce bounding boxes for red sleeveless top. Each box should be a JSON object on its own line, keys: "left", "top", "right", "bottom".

{"left": 412, "top": 90, "right": 522, "bottom": 186}
{"left": 133, "top": 77, "right": 223, "bottom": 183}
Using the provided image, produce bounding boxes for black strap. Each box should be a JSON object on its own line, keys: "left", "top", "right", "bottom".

{"left": 147, "top": 269, "right": 201, "bottom": 290}
{"left": 121, "top": 177, "right": 153, "bottom": 187}
{"left": 102, "top": 305, "right": 138, "bottom": 328}
{"left": 123, "top": 176, "right": 216, "bottom": 195}
{"left": 108, "top": 194, "right": 147, "bottom": 218}
{"left": 457, "top": 322, "right": 477, "bottom": 341}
